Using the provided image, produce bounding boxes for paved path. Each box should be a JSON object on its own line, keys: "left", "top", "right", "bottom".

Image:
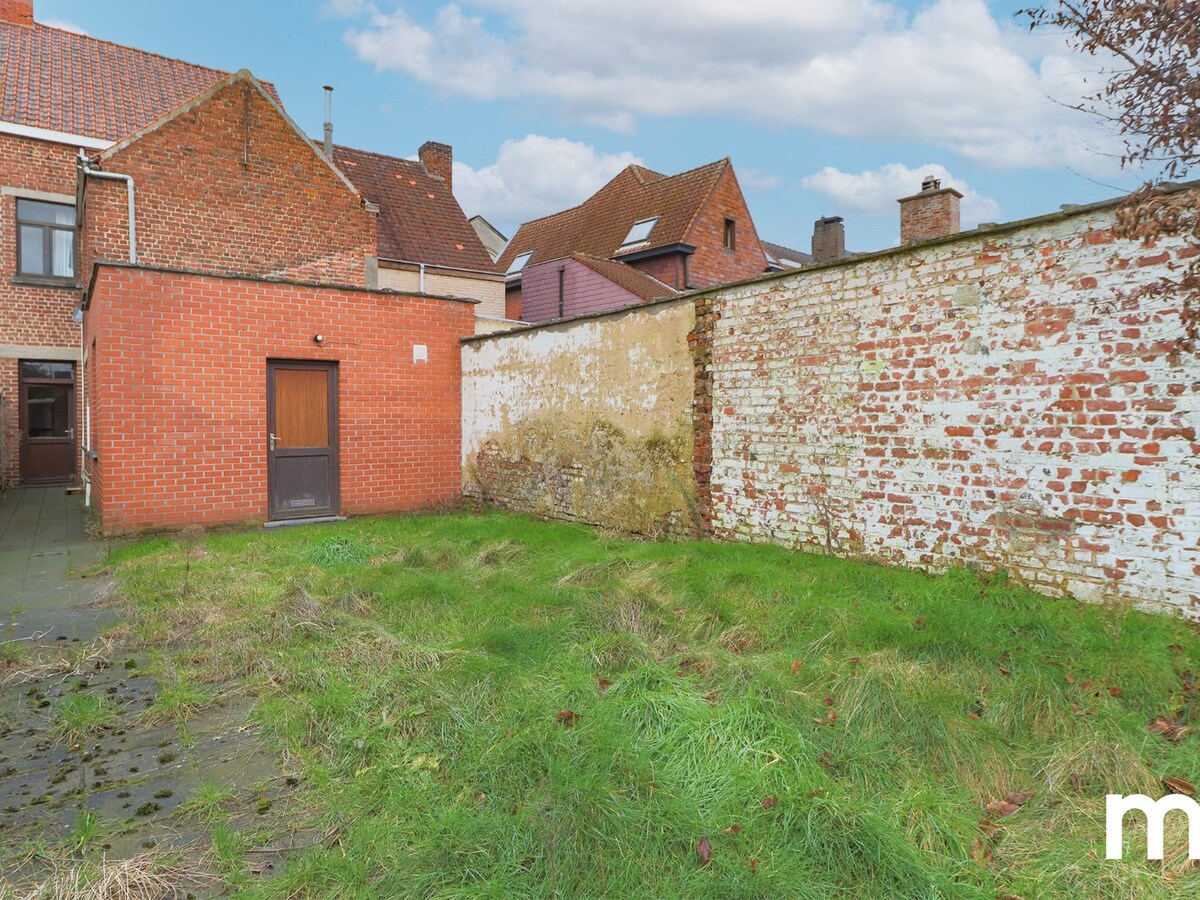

{"left": 0, "top": 486, "right": 112, "bottom": 642}
{"left": 0, "top": 486, "right": 300, "bottom": 892}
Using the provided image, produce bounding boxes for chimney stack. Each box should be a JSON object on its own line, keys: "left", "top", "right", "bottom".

{"left": 322, "top": 86, "right": 334, "bottom": 159}
{"left": 811, "top": 216, "right": 846, "bottom": 264}
{"left": 898, "top": 175, "right": 962, "bottom": 245}
{"left": 419, "top": 141, "right": 453, "bottom": 193}
{"left": 0, "top": 1, "right": 34, "bottom": 26}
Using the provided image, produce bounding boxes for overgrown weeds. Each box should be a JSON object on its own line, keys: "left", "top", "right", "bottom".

{"left": 101, "top": 511, "right": 1200, "bottom": 898}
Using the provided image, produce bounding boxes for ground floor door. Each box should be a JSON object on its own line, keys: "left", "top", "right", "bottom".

{"left": 267, "top": 360, "right": 338, "bottom": 521}
{"left": 19, "top": 360, "right": 76, "bottom": 484}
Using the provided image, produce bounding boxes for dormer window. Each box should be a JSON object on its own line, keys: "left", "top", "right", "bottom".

{"left": 506, "top": 250, "right": 534, "bottom": 275}
{"left": 620, "top": 217, "right": 659, "bottom": 250}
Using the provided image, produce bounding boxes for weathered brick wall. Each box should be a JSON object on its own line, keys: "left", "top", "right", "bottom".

{"left": 462, "top": 298, "right": 698, "bottom": 536}
{"left": 82, "top": 79, "right": 376, "bottom": 287}
{"left": 85, "top": 265, "right": 471, "bottom": 534}
{"left": 699, "top": 201, "right": 1200, "bottom": 616}
{"left": 0, "top": 134, "right": 86, "bottom": 485}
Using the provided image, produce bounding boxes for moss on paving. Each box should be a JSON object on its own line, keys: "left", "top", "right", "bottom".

{"left": 105, "top": 511, "right": 1200, "bottom": 898}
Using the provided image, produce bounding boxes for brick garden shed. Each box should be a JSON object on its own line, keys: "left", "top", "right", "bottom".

{"left": 78, "top": 71, "right": 473, "bottom": 533}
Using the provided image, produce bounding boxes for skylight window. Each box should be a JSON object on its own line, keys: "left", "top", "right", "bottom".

{"left": 620, "top": 217, "right": 659, "bottom": 248}
{"left": 506, "top": 250, "right": 534, "bottom": 275}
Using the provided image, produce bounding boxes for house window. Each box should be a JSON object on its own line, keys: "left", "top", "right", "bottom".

{"left": 506, "top": 250, "right": 534, "bottom": 275}
{"left": 723, "top": 218, "right": 736, "bottom": 251}
{"left": 620, "top": 216, "right": 659, "bottom": 249}
{"left": 16, "top": 199, "right": 76, "bottom": 281}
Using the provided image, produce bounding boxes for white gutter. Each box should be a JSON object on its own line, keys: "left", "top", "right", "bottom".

{"left": 80, "top": 151, "right": 137, "bottom": 263}
{"left": 0, "top": 120, "right": 111, "bottom": 151}
{"left": 378, "top": 257, "right": 502, "bottom": 278}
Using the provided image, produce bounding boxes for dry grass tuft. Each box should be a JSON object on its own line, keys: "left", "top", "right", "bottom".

{"left": 3, "top": 852, "right": 216, "bottom": 900}
{"left": 1038, "top": 736, "right": 1159, "bottom": 797}
{"left": 473, "top": 540, "right": 523, "bottom": 568}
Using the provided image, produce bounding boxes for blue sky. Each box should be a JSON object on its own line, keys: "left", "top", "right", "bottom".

{"left": 38, "top": 0, "right": 1144, "bottom": 253}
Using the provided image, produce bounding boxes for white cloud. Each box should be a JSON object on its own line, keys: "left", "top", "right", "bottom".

{"left": 452, "top": 135, "right": 641, "bottom": 229}
{"left": 320, "top": 0, "right": 375, "bottom": 17}
{"left": 803, "top": 162, "right": 1001, "bottom": 228}
{"left": 738, "top": 169, "right": 783, "bottom": 190}
{"left": 40, "top": 17, "right": 88, "bottom": 34}
{"left": 338, "top": 0, "right": 1125, "bottom": 173}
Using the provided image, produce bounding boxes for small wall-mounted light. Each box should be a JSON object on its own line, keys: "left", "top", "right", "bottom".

{"left": 313, "top": 334, "right": 325, "bottom": 345}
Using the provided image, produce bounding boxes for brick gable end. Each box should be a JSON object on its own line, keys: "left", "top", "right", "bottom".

{"left": 81, "top": 80, "right": 376, "bottom": 287}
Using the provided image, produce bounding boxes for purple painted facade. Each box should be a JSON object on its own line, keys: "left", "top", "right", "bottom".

{"left": 520, "top": 257, "right": 644, "bottom": 323}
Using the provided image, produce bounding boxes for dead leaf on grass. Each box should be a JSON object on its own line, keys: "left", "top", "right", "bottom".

{"left": 761, "top": 795, "right": 778, "bottom": 809}
{"left": 724, "top": 823, "right": 743, "bottom": 835}
{"left": 1149, "top": 715, "right": 1189, "bottom": 742}
{"left": 696, "top": 836, "right": 712, "bottom": 865}
{"left": 555, "top": 710, "right": 579, "bottom": 726}
{"left": 971, "top": 838, "right": 995, "bottom": 868}
{"left": 1164, "top": 776, "right": 1196, "bottom": 796}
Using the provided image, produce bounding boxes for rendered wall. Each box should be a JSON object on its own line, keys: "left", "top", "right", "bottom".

{"left": 379, "top": 265, "right": 505, "bottom": 319}
{"left": 697, "top": 202, "right": 1200, "bottom": 616}
{"left": 462, "top": 299, "right": 697, "bottom": 536}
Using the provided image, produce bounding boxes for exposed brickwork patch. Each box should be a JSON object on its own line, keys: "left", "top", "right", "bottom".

{"left": 700, "top": 205, "right": 1200, "bottom": 616}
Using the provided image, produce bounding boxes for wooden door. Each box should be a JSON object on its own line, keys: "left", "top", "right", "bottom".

{"left": 267, "top": 361, "right": 338, "bottom": 520}
{"left": 20, "top": 360, "right": 76, "bottom": 484}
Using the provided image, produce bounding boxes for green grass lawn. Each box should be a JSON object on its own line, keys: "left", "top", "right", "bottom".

{"left": 104, "top": 511, "right": 1200, "bottom": 898}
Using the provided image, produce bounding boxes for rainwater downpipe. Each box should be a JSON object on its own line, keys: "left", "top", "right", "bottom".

{"left": 77, "top": 151, "right": 138, "bottom": 508}
{"left": 79, "top": 151, "right": 138, "bottom": 264}
{"left": 557, "top": 265, "right": 565, "bottom": 319}
{"left": 419, "top": 263, "right": 426, "bottom": 294}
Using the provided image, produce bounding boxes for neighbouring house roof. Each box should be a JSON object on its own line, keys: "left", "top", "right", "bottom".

{"left": 762, "top": 240, "right": 813, "bottom": 268}
{"left": 334, "top": 146, "right": 499, "bottom": 274}
{"left": 0, "top": 19, "right": 277, "bottom": 142}
{"left": 497, "top": 159, "right": 730, "bottom": 274}
{"left": 569, "top": 253, "right": 680, "bottom": 303}
{"left": 469, "top": 215, "right": 508, "bottom": 262}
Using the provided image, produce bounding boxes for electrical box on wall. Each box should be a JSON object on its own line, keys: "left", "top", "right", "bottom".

{"left": 413, "top": 344, "right": 428, "bottom": 363}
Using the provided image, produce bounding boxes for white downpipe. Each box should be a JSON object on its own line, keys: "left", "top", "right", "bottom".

{"left": 80, "top": 152, "right": 137, "bottom": 264}
{"left": 419, "top": 263, "right": 426, "bottom": 294}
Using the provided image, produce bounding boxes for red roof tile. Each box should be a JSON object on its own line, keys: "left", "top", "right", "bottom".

{"left": 333, "top": 145, "right": 498, "bottom": 274}
{"left": 0, "top": 20, "right": 276, "bottom": 141}
{"left": 497, "top": 159, "right": 730, "bottom": 273}
{"left": 570, "top": 253, "right": 679, "bottom": 303}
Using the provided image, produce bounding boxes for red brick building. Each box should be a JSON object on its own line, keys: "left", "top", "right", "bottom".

{"left": 1, "top": 3, "right": 477, "bottom": 531}
{"left": 497, "top": 159, "right": 770, "bottom": 323}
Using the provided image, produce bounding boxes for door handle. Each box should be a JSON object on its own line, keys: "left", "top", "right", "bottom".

{"left": 269, "top": 433, "right": 278, "bottom": 451}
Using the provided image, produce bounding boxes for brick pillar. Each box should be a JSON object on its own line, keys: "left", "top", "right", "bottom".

{"left": 419, "top": 141, "right": 453, "bottom": 193}
{"left": 811, "top": 216, "right": 846, "bottom": 264}
{"left": 689, "top": 295, "right": 719, "bottom": 537}
{"left": 0, "top": 0, "right": 33, "bottom": 25}
{"left": 899, "top": 176, "right": 962, "bottom": 244}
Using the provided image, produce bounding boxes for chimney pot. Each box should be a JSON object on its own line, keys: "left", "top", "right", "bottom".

{"left": 899, "top": 179, "right": 962, "bottom": 245}
{"left": 811, "top": 215, "right": 846, "bottom": 264}
{"left": 418, "top": 141, "right": 453, "bottom": 193}
{"left": 0, "top": 0, "right": 34, "bottom": 26}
